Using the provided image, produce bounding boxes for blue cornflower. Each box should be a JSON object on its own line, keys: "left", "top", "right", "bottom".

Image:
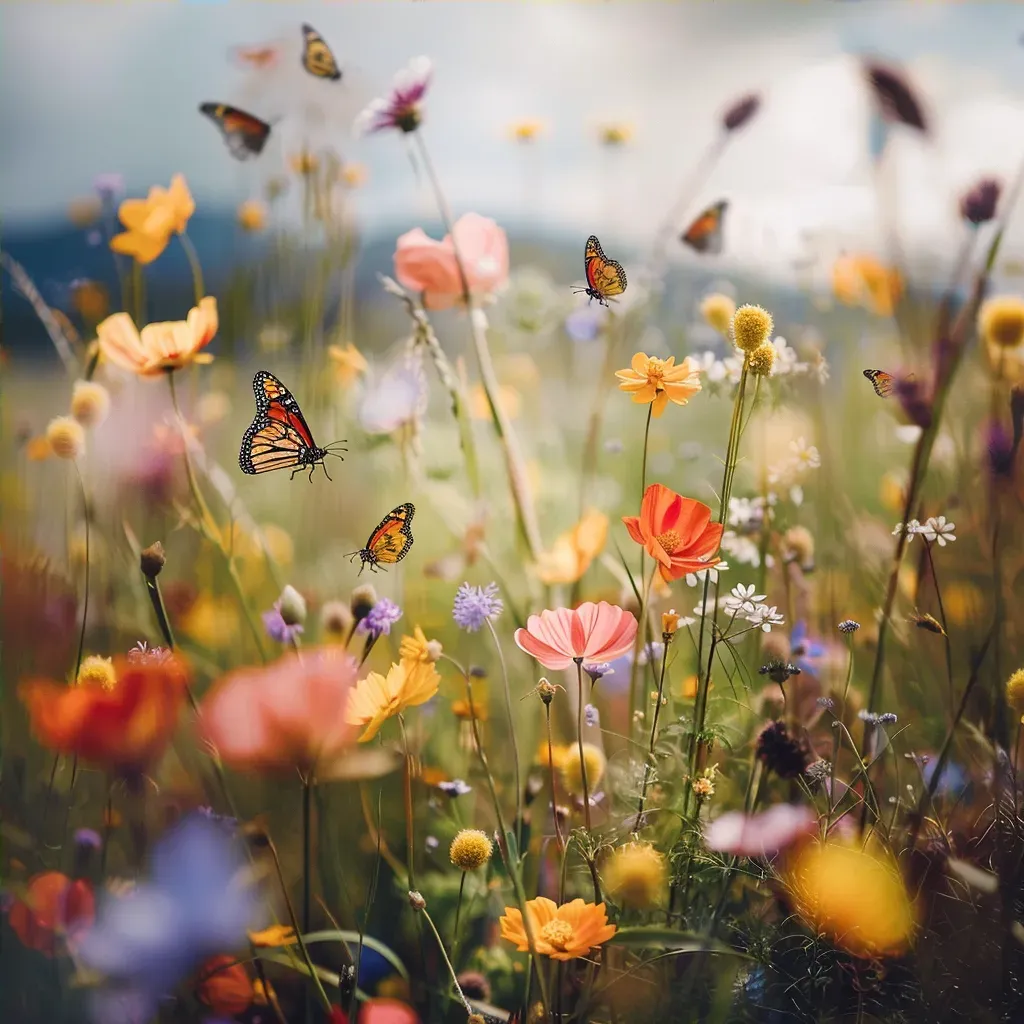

{"left": 584, "top": 662, "right": 613, "bottom": 683}
{"left": 584, "top": 704, "right": 600, "bottom": 728}
{"left": 262, "top": 602, "right": 304, "bottom": 644}
{"left": 453, "top": 582, "right": 503, "bottom": 632}
{"left": 357, "top": 597, "right": 402, "bottom": 638}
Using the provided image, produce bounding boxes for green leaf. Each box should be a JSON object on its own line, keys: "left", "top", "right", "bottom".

{"left": 300, "top": 929, "right": 409, "bottom": 980}
{"left": 607, "top": 926, "right": 738, "bottom": 953}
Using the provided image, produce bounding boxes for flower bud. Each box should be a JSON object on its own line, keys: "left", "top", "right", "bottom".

{"left": 350, "top": 584, "right": 377, "bottom": 624}
{"left": 731, "top": 304, "right": 774, "bottom": 353}
{"left": 278, "top": 584, "right": 307, "bottom": 626}
{"left": 537, "top": 678, "right": 557, "bottom": 705}
{"left": 70, "top": 381, "right": 111, "bottom": 427}
{"left": 321, "top": 600, "right": 354, "bottom": 638}
{"left": 45, "top": 416, "right": 85, "bottom": 460}
{"left": 140, "top": 541, "right": 166, "bottom": 580}
{"left": 407, "top": 890, "right": 426, "bottom": 911}
{"left": 661, "top": 609, "right": 680, "bottom": 636}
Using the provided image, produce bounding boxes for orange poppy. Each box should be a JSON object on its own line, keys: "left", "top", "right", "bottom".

{"left": 8, "top": 871, "right": 95, "bottom": 957}
{"left": 622, "top": 483, "right": 723, "bottom": 583}
{"left": 196, "top": 955, "right": 253, "bottom": 1015}
{"left": 19, "top": 653, "right": 190, "bottom": 774}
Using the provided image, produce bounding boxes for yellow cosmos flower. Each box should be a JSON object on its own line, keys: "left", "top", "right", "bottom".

{"left": 615, "top": 353, "right": 701, "bottom": 417}
{"left": 110, "top": 174, "right": 195, "bottom": 265}
{"left": 598, "top": 123, "right": 633, "bottom": 146}
{"left": 500, "top": 897, "right": 617, "bottom": 961}
{"left": 536, "top": 510, "right": 609, "bottom": 585}
{"left": 832, "top": 253, "right": 903, "bottom": 317}
{"left": 345, "top": 660, "right": 440, "bottom": 742}
{"left": 328, "top": 342, "right": 368, "bottom": 388}
{"left": 399, "top": 626, "right": 442, "bottom": 664}
{"left": 97, "top": 298, "right": 218, "bottom": 377}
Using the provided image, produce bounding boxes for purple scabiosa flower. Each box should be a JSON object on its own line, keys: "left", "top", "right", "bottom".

{"left": 356, "top": 597, "right": 402, "bottom": 638}
{"left": 262, "top": 602, "right": 304, "bottom": 644}
{"left": 583, "top": 662, "right": 613, "bottom": 683}
{"left": 354, "top": 56, "right": 432, "bottom": 136}
{"left": 564, "top": 304, "right": 608, "bottom": 343}
{"left": 439, "top": 778, "right": 472, "bottom": 797}
{"left": 425, "top": 835, "right": 439, "bottom": 852}
{"left": 452, "top": 582, "right": 503, "bottom": 632}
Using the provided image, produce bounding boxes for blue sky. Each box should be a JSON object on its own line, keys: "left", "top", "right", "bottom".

{"left": 4, "top": 2, "right": 1024, "bottom": 281}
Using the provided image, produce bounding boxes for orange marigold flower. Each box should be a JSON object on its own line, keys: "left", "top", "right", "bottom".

{"left": 110, "top": 173, "right": 195, "bottom": 265}
{"left": 500, "top": 897, "right": 617, "bottom": 961}
{"left": 345, "top": 659, "right": 440, "bottom": 742}
{"left": 197, "top": 955, "right": 253, "bottom": 1016}
{"left": 622, "top": 483, "right": 723, "bottom": 583}
{"left": 615, "top": 352, "right": 701, "bottom": 417}
{"left": 19, "top": 654, "right": 190, "bottom": 775}
{"left": 536, "top": 510, "right": 608, "bottom": 585}
{"left": 8, "top": 871, "right": 95, "bottom": 957}
{"left": 97, "top": 297, "right": 218, "bottom": 377}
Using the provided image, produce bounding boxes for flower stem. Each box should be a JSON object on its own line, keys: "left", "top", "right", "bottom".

{"left": 486, "top": 618, "right": 522, "bottom": 850}
{"left": 635, "top": 633, "right": 671, "bottom": 827}
{"left": 72, "top": 463, "right": 90, "bottom": 679}
{"left": 545, "top": 704, "right": 566, "bottom": 859}
{"left": 575, "top": 659, "right": 593, "bottom": 833}
{"left": 302, "top": 774, "right": 314, "bottom": 1024}
{"left": 178, "top": 232, "right": 205, "bottom": 305}
{"left": 398, "top": 714, "right": 417, "bottom": 894}
{"left": 131, "top": 259, "right": 146, "bottom": 325}
{"left": 420, "top": 904, "right": 473, "bottom": 1014}
{"left": 922, "top": 539, "right": 955, "bottom": 713}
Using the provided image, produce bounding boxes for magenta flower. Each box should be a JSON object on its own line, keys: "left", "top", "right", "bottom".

{"left": 704, "top": 804, "right": 816, "bottom": 858}
{"left": 354, "top": 56, "right": 432, "bottom": 136}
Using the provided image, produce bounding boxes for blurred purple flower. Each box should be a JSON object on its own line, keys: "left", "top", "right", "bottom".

{"left": 262, "top": 601, "right": 304, "bottom": 644}
{"left": 864, "top": 60, "right": 928, "bottom": 132}
{"left": 94, "top": 173, "right": 125, "bottom": 200}
{"left": 960, "top": 177, "right": 1001, "bottom": 226}
{"left": 721, "top": 92, "right": 760, "bottom": 133}
{"left": 77, "top": 813, "right": 260, "bottom": 1024}
{"left": 789, "top": 621, "right": 825, "bottom": 676}
{"left": 357, "top": 597, "right": 402, "bottom": 638}
{"left": 359, "top": 362, "right": 426, "bottom": 435}
{"left": 705, "top": 803, "right": 816, "bottom": 857}
{"left": 74, "top": 828, "right": 103, "bottom": 850}
{"left": 584, "top": 662, "right": 613, "bottom": 683}
{"left": 564, "top": 304, "right": 608, "bottom": 343}
{"left": 354, "top": 56, "right": 432, "bottom": 135}
{"left": 438, "top": 779, "right": 472, "bottom": 797}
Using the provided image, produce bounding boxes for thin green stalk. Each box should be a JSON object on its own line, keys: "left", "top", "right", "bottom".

{"left": 131, "top": 259, "right": 146, "bottom": 325}
{"left": 635, "top": 633, "right": 671, "bottom": 826}
{"left": 545, "top": 702, "right": 567, "bottom": 860}
{"left": 178, "top": 232, "right": 205, "bottom": 304}
{"left": 302, "top": 775, "right": 314, "bottom": 1024}
{"left": 922, "top": 539, "right": 955, "bottom": 712}
{"left": 419, "top": 903, "right": 473, "bottom": 1014}
{"left": 398, "top": 715, "right": 417, "bottom": 893}
{"left": 575, "top": 659, "right": 593, "bottom": 833}
{"left": 486, "top": 619, "right": 522, "bottom": 850}
{"left": 72, "top": 463, "right": 90, "bottom": 680}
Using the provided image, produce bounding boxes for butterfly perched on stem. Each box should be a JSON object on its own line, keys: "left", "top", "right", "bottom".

{"left": 301, "top": 23, "right": 341, "bottom": 80}
{"left": 239, "top": 371, "right": 347, "bottom": 481}
{"left": 573, "top": 235, "right": 627, "bottom": 307}
{"left": 348, "top": 503, "right": 416, "bottom": 575}
{"left": 199, "top": 103, "right": 273, "bottom": 160}
{"left": 681, "top": 200, "right": 727, "bottom": 254}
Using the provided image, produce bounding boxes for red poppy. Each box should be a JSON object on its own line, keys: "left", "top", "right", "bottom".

{"left": 8, "top": 871, "right": 95, "bottom": 957}
{"left": 196, "top": 955, "right": 252, "bottom": 1015}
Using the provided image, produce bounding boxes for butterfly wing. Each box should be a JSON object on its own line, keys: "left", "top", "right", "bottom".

{"left": 682, "top": 200, "right": 727, "bottom": 254}
{"left": 301, "top": 23, "right": 341, "bottom": 80}
{"left": 239, "top": 371, "right": 319, "bottom": 474}
{"left": 863, "top": 368, "right": 895, "bottom": 397}
{"left": 199, "top": 103, "right": 272, "bottom": 160}
{"left": 584, "top": 235, "right": 627, "bottom": 299}
{"left": 364, "top": 503, "right": 416, "bottom": 566}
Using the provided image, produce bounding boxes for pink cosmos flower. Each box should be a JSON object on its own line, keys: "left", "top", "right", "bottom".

{"left": 514, "top": 602, "right": 638, "bottom": 671}
{"left": 354, "top": 56, "right": 432, "bottom": 135}
{"left": 704, "top": 804, "right": 817, "bottom": 858}
{"left": 394, "top": 212, "right": 509, "bottom": 311}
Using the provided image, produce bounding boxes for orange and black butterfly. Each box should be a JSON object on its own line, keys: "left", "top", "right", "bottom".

{"left": 199, "top": 103, "right": 273, "bottom": 160}
{"left": 348, "top": 503, "right": 416, "bottom": 574}
{"left": 681, "top": 200, "right": 727, "bottom": 254}
{"left": 301, "top": 23, "right": 341, "bottom": 80}
{"left": 574, "top": 235, "right": 627, "bottom": 307}
{"left": 239, "top": 371, "right": 347, "bottom": 481}
{"left": 863, "top": 369, "right": 897, "bottom": 397}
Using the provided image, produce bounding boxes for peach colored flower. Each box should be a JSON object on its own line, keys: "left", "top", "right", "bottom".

{"left": 110, "top": 174, "right": 195, "bottom": 265}
{"left": 622, "top": 483, "right": 723, "bottom": 583}
{"left": 97, "top": 297, "right": 218, "bottom": 376}
{"left": 615, "top": 353, "right": 702, "bottom": 417}
{"left": 535, "top": 510, "right": 609, "bottom": 585}
{"left": 500, "top": 897, "right": 617, "bottom": 961}
{"left": 394, "top": 212, "right": 508, "bottom": 310}
{"left": 199, "top": 647, "right": 360, "bottom": 776}
{"left": 514, "top": 601, "right": 637, "bottom": 671}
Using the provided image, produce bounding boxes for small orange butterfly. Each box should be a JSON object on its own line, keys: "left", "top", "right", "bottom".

{"left": 348, "top": 503, "right": 416, "bottom": 574}
{"left": 863, "top": 368, "right": 916, "bottom": 398}
{"left": 681, "top": 200, "right": 727, "bottom": 254}
{"left": 573, "top": 235, "right": 627, "bottom": 307}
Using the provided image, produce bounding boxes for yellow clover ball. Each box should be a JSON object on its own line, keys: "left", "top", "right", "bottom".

{"left": 602, "top": 842, "right": 667, "bottom": 909}
{"left": 46, "top": 416, "right": 85, "bottom": 460}
{"left": 732, "top": 304, "right": 774, "bottom": 353}
{"left": 1006, "top": 668, "right": 1024, "bottom": 715}
{"left": 76, "top": 655, "right": 116, "bottom": 691}
{"left": 559, "top": 742, "right": 606, "bottom": 795}
{"left": 450, "top": 829, "right": 494, "bottom": 871}
{"left": 978, "top": 295, "right": 1024, "bottom": 349}
{"left": 70, "top": 381, "right": 111, "bottom": 428}
{"left": 700, "top": 293, "right": 736, "bottom": 336}
{"left": 747, "top": 342, "right": 776, "bottom": 377}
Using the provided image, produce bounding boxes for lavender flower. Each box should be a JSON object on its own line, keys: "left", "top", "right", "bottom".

{"left": 584, "top": 662, "right": 613, "bottom": 683}
{"left": 453, "top": 582, "right": 503, "bottom": 632}
{"left": 354, "top": 56, "right": 432, "bottom": 135}
{"left": 584, "top": 704, "right": 600, "bottom": 728}
{"left": 438, "top": 779, "right": 472, "bottom": 797}
{"left": 357, "top": 598, "right": 402, "bottom": 638}
{"left": 837, "top": 619, "right": 860, "bottom": 634}
{"left": 262, "top": 602, "right": 304, "bottom": 644}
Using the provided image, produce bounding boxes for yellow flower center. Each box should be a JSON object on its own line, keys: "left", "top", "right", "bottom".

{"left": 540, "top": 919, "right": 575, "bottom": 951}
{"left": 655, "top": 529, "right": 681, "bottom": 554}
{"left": 644, "top": 358, "right": 666, "bottom": 389}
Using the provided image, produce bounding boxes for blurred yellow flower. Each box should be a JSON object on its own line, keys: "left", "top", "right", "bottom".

{"left": 340, "top": 162, "right": 368, "bottom": 188}
{"left": 943, "top": 581, "right": 984, "bottom": 626}
{"left": 470, "top": 382, "right": 521, "bottom": 420}
{"left": 979, "top": 295, "right": 1024, "bottom": 349}
{"left": 110, "top": 174, "right": 195, "bottom": 265}
{"left": 560, "top": 742, "right": 606, "bottom": 795}
{"left": 345, "top": 660, "right": 441, "bottom": 742}
{"left": 832, "top": 253, "right": 902, "bottom": 317}
{"left": 536, "top": 741, "right": 571, "bottom": 770}
{"left": 602, "top": 843, "right": 667, "bottom": 909}
{"left": 290, "top": 150, "right": 319, "bottom": 176}
{"left": 46, "top": 417, "right": 85, "bottom": 460}
{"left": 879, "top": 472, "right": 906, "bottom": 513}
{"left": 97, "top": 298, "right": 218, "bottom": 376}
{"left": 70, "top": 280, "right": 110, "bottom": 323}
{"left": 260, "top": 524, "right": 294, "bottom": 567}
{"left": 615, "top": 353, "right": 702, "bottom": 417}
{"left": 180, "top": 593, "right": 240, "bottom": 650}
{"left": 700, "top": 293, "right": 735, "bottom": 335}
{"left": 68, "top": 196, "right": 103, "bottom": 228}
{"left": 71, "top": 381, "right": 111, "bottom": 428}
{"left": 25, "top": 435, "right": 53, "bottom": 461}
{"left": 536, "top": 510, "right": 608, "bottom": 585}
{"left": 248, "top": 925, "right": 297, "bottom": 947}
{"left": 399, "top": 626, "right": 442, "bottom": 664}
{"left": 599, "top": 123, "right": 633, "bottom": 146}
{"left": 510, "top": 119, "right": 544, "bottom": 143}
{"left": 76, "top": 655, "right": 116, "bottom": 691}
{"left": 782, "top": 837, "right": 916, "bottom": 958}
{"left": 237, "top": 200, "right": 267, "bottom": 232}
{"left": 328, "top": 343, "right": 368, "bottom": 388}
{"left": 1007, "top": 669, "right": 1024, "bottom": 715}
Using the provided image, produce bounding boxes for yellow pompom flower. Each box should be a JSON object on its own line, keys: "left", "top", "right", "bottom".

{"left": 700, "top": 293, "right": 736, "bottom": 336}
{"left": 70, "top": 381, "right": 111, "bottom": 427}
{"left": 602, "top": 842, "right": 667, "bottom": 909}
{"left": 598, "top": 123, "right": 633, "bottom": 146}
{"left": 509, "top": 119, "right": 544, "bottom": 143}
{"left": 46, "top": 417, "right": 85, "bottom": 460}
{"left": 747, "top": 342, "right": 776, "bottom": 377}
{"left": 559, "top": 742, "right": 606, "bottom": 795}
{"left": 449, "top": 829, "right": 493, "bottom": 870}
{"left": 1006, "top": 669, "right": 1024, "bottom": 715}
{"left": 731, "top": 304, "right": 774, "bottom": 353}
{"left": 978, "top": 295, "right": 1024, "bottom": 350}
{"left": 76, "top": 655, "right": 116, "bottom": 691}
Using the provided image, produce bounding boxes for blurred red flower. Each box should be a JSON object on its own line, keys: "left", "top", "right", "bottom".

{"left": 8, "top": 871, "right": 95, "bottom": 957}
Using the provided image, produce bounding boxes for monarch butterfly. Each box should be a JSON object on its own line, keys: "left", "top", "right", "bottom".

{"left": 863, "top": 368, "right": 896, "bottom": 397}
{"left": 681, "top": 200, "right": 728, "bottom": 254}
{"left": 239, "top": 371, "right": 347, "bottom": 481}
{"left": 301, "top": 23, "right": 341, "bottom": 80}
{"left": 199, "top": 103, "right": 273, "bottom": 160}
{"left": 573, "top": 235, "right": 627, "bottom": 307}
{"left": 348, "top": 503, "right": 416, "bottom": 574}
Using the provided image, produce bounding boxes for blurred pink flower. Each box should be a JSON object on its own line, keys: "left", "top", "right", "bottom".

{"left": 514, "top": 602, "right": 637, "bottom": 671}
{"left": 704, "top": 804, "right": 817, "bottom": 858}
{"left": 394, "top": 213, "right": 509, "bottom": 310}
{"left": 354, "top": 56, "right": 432, "bottom": 135}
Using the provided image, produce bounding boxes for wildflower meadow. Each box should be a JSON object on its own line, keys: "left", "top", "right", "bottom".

{"left": 5, "top": 5, "right": 1024, "bottom": 1023}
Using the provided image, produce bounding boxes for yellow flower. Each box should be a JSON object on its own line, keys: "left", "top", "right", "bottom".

{"left": 747, "top": 342, "right": 775, "bottom": 377}
{"left": 978, "top": 295, "right": 1024, "bottom": 350}
{"left": 598, "top": 123, "right": 633, "bottom": 146}
{"left": 832, "top": 254, "right": 903, "bottom": 317}
{"left": 328, "top": 342, "right": 368, "bottom": 388}
{"left": 345, "top": 660, "right": 441, "bottom": 742}
{"left": 25, "top": 435, "right": 53, "bottom": 461}
{"left": 1007, "top": 669, "right": 1024, "bottom": 715}
{"left": 46, "top": 417, "right": 85, "bottom": 460}
{"left": 661, "top": 609, "right": 680, "bottom": 636}
{"left": 602, "top": 843, "right": 667, "bottom": 909}
{"left": 76, "top": 655, "right": 116, "bottom": 691}
{"left": 70, "top": 381, "right": 111, "bottom": 427}
{"left": 290, "top": 150, "right": 319, "bottom": 176}
{"left": 248, "top": 925, "right": 297, "bottom": 947}
{"left": 782, "top": 838, "right": 916, "bottom": 958}
{"left": 615, "top": 353, "right": 702, "bottom": 417}
{"left": 943, "top": 581, "right": 984, "bottom": 627}
{"left": 237, "top": 200, "right": 267, "bottom": 232}
{"left": 536, "top": 741, "right": 571, "bottom": 770}
{"left": 70, "top": 280, "right": 110, "bottom": 323}
{"left": 399, "top": 626, "right": 442, "bottom": 664}
{"left": 180, "top": 594, "right": 240, "bottom": 650}
{"left": 450, "top": 829, "right": 493, "bottom": 870}
{"left": 559, "top": 742, "right": 606, "bottom": 795}
{"left": 510, "top": 119, "right": 544, "bottom": 143}
{"left": 470, "top": 382, "right": 521, "bottom": 420}
{"left": 68, "top": 196, "right": 102, "bottom": 228}
{"left": 700, "top": 293, "right": 735, "bottom": 335}
{"left": 110, "top": 174, "right": 195, "bottom": 265}
{"left": 340, "top": 162, "right": 368, "bottom": 188}
{"left": 536, "top": 510, "right": 609, "bottom": 585}
{"left": 500, "top": 897, "right": 617, "bottom": 960}
{"left": 97, "top": 298, "right": 218, "bottom": 376}
{"left": 731, "top": 304, "right": 774, "bottom": 353}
